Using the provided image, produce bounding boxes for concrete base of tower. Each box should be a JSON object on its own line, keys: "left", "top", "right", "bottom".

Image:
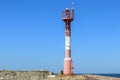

{"left": 64, "top": 58, "right": 73, "bottom": 75}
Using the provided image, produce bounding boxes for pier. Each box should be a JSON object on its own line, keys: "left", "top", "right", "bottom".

{"left": 83, "top": 74, "right": 120, "bottom": 80}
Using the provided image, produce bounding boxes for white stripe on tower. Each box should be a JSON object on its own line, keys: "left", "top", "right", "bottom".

{"left": 65, "top": 35, "right": 71, "bottom": 58}
{"left": 65, "top": 36, "right": 71, "bottom": 50}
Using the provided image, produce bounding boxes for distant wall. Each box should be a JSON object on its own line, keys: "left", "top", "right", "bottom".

{"left": 0, "top": 70, "right": 50, "bottom": 80}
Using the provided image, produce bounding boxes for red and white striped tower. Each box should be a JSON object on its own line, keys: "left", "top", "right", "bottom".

{"left": 62, "top": 4, "right": 74, "bottom": 75}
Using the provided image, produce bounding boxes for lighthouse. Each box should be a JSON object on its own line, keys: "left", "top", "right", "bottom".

{"left": 62, "top": 4, "right": 74, "bottom": 75}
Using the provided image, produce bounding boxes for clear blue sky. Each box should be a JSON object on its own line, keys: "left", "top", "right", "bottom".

{"left": 0, "top": 0, "right": 120, "bottom": 73}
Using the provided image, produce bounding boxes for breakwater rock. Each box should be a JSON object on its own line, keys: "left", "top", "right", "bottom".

{"left": 48, "top": 74, "right": 120, "bottom": 80}
{"left": 83, "top": 74, "right": 120, "bottom": 80}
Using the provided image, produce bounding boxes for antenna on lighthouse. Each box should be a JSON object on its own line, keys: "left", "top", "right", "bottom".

{"left": 72, "top": 2, "right": 74, "bottom": 19}
{"left": 72, "top": 2, "right": 74, "bottom": 10}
